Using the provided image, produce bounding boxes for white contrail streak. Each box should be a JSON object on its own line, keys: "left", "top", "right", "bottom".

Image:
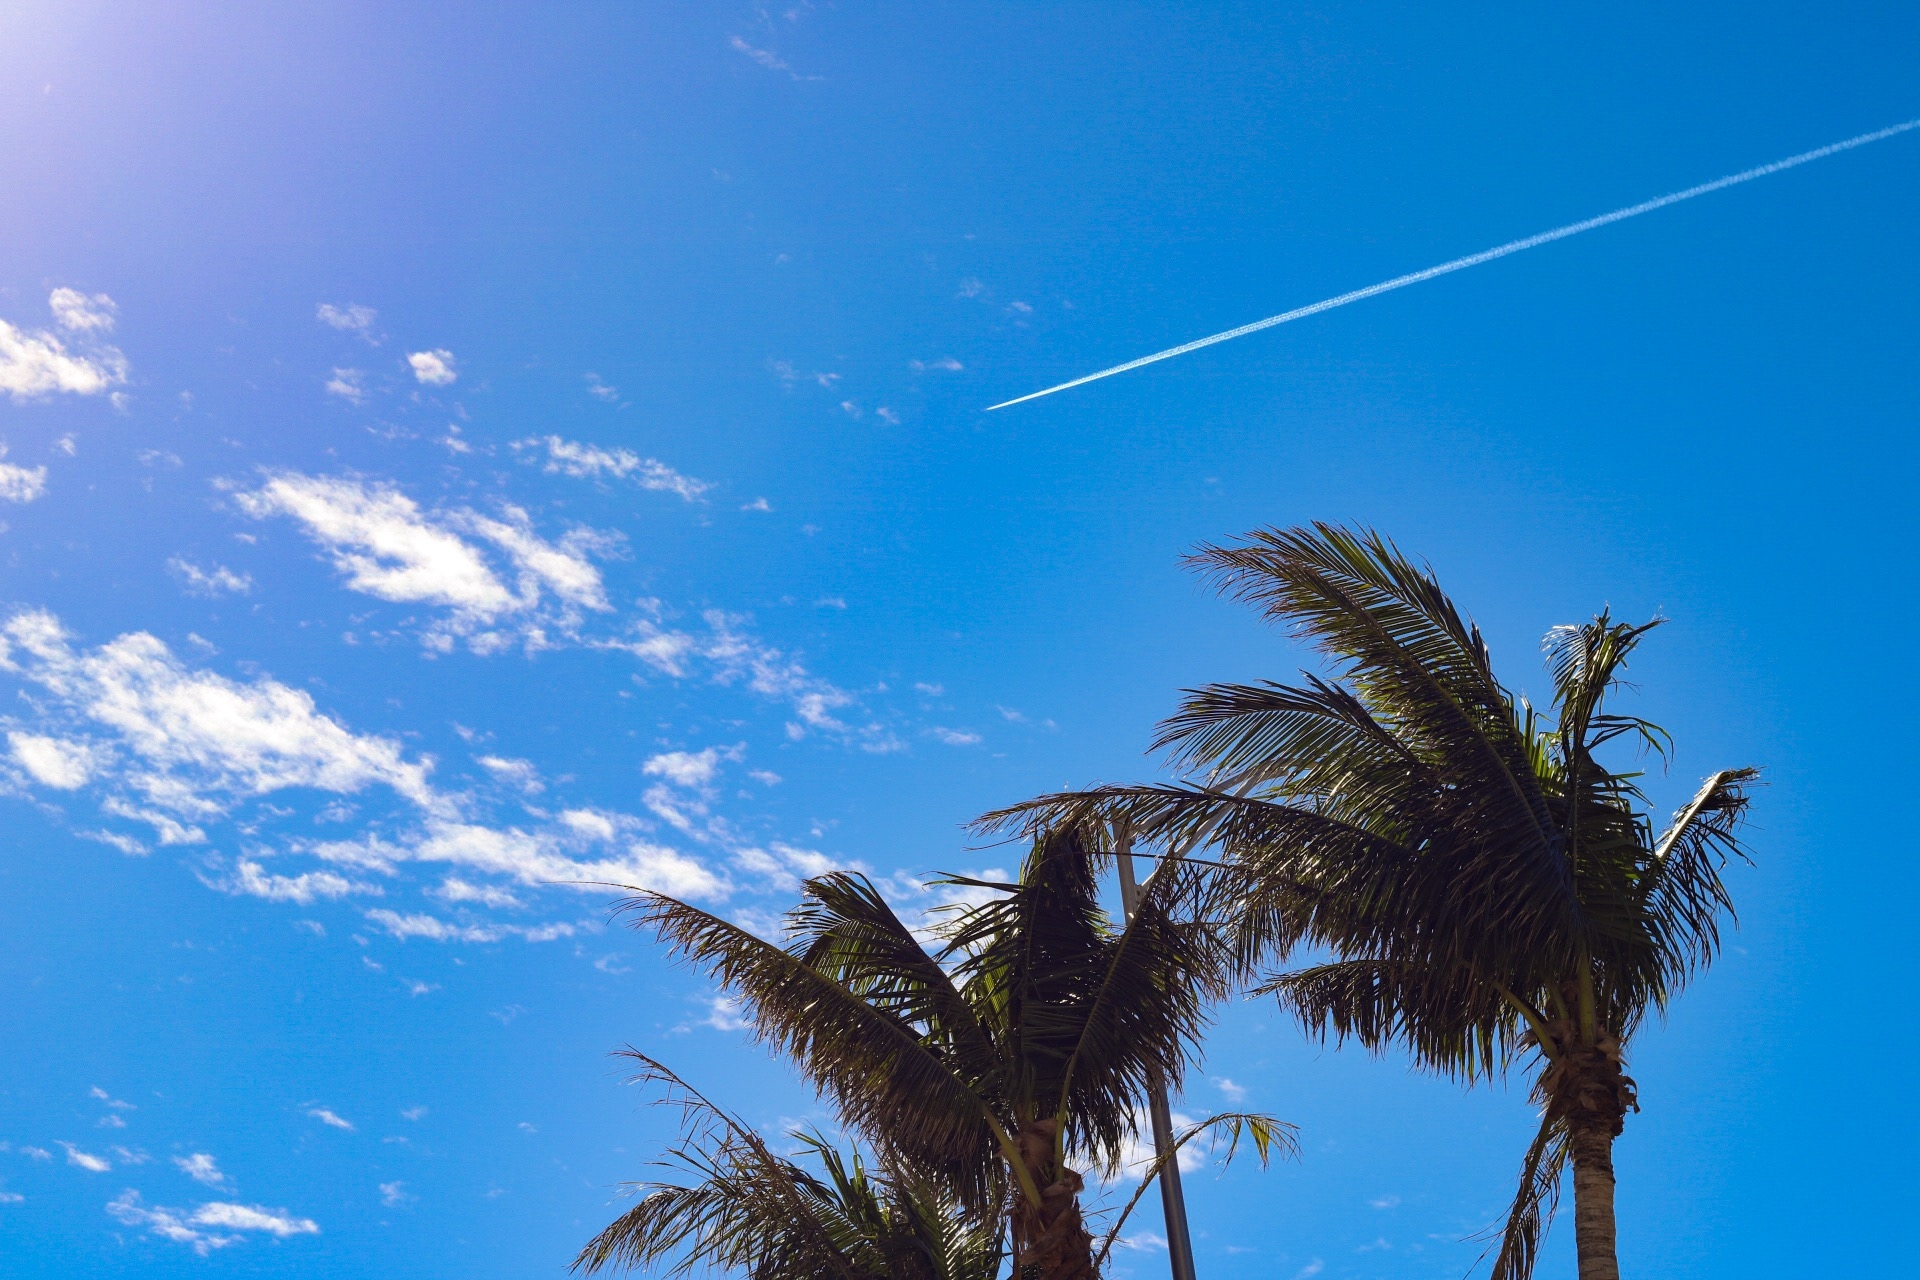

{"left": 986, "top": 117, "right": 1920, "bottom": 411}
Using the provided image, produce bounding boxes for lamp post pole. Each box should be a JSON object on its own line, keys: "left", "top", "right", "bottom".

{"left": 1113, "top": 823, "right": 1199, "bottom": 1280}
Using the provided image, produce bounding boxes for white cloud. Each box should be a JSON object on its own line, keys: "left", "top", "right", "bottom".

{"left": 236, "top": 474, "right": 511, "bottom": 617}
{"left": 0, "top": 290, "right": 128, "bottom": 401}
{"left": 49, "top": 289, "right": 118, "bottom": 334}
{"left": 740, "top": 497, "right": 772, "bottom": 512}
{"left": 730, "top": 35, "right": 790, "bottom": 72}
{"left": 324, "top": 368, "right": 366, "bottom": 404}
{"left": 193, "top": 1201, "right": 319, "bottom": 1238}
{"left": 0, "top": 1191, "right": 21, "bottom": 1204}
{"left": 1109, "top": 1109, "right": 1205, "bottom": 1185}
{"left": 1292, "top": 1261, "right": 1325, "bottom": 1279}
{"left": 1368, "top": 1194, "right": 1400, "bottom": 1210}
{"left": 701, "top": 994, "right": 750, "bottom": 1031}
{"left": 875, "top": 407, "right": 899, "bottom": 425}
{"left": 643, "top": 747, "right": 729, "bottom": 789}
{"left": 433, "top": 877, "right": 522, "bottom": 908}
{"left": 596, "top": 610, "right": 892, "bottom": 749}
{"left": 306, "top": 1107, "right": 354, "bottom": 1132}
{"left": 407, "top": 349, "right": 457, "bottom": 386}
{"left": 407, "top": 820, "right": 729, "bottom": 900}
{"left": 9, "top": 732, "right": 94, "bottom": 789}
{"left": 316, "top": 303, "right": 377, "bottom": 336}
{"left": 61, "top": 1143, "right": 111, "bottom": 1172}
{"left": 584, "top": 373, "right": 618, "bottom": 401}
{"left": 1213, "top": 1076, "right": 1247, "bottom": 1102}
{"left": 108, "top": 1190, "right": 320, "bottom": 1255}
{"left": 363, "top": 909, "right": 525, "bottom": 944}
{"left": 209, "top": 858, "right": 379, "bottom": 905}
{"left": 167, "top": 558, "right": 252, "bottom": 597}
{"left": 476, "top": 755, "right": 542, "bottom": 793}
{"left": 928, "top": 727, "right": 980, "bottom": 747}
{"left": 379, "top": 1180, "right": 413, "bottom": 1207}
{"left": 1115, "top": 1231, "right": 1168, "bottom": 1252}
{"left": 174, "top": 1153, "right": 231, "bottom": 1190}
{"left": 1, "top": 609, "right": 441, "bottom": 827}
{"left": 0, "top": 453, "right": 47, "bottom": 503}
{"left": 909, "top": 357, "right": 964, "bottom": 373}
{"left": 513, "top": 436, "right": 710, "bottom": 502}
{"left": 234, "top": 473, "right": 613, "bottom": 649}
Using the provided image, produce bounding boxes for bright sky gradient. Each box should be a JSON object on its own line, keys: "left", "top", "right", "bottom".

{"left": 3, "top": 4, "right": 1917, "bottom": 1277}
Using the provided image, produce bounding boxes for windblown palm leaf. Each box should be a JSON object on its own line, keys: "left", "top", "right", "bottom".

{"left": 615, "top": 827, "right": 1260, "bottom": 1280}
{"left": 574, "top": 1054, "right": 1003, "bottom": 1280}
{"left": 977, "top": 523, "right": 1758, "bottom": 1280}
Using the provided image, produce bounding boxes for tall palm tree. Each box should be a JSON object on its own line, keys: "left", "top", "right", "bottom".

{"left": 614, "top": 828, "right": 1287, "bottom": 1280}
{"left": 574, "top": 1055, "right": 1003, "bottom": 1280}
{"left": 980, "top": 524, "right": 1757, "bottom": 1280}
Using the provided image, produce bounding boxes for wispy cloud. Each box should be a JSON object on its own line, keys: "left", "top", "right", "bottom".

{"left": 599, "top": 609, "right": 896, "bottom": 751}
{"left": 306, "top": 1107, "right": 355, "bottom": 1132}
{"left": 60, "top": 1142, "right": 111, "bottom": 1172}
{"left": 407, "top": 349, "right": 457, "bottom": 386}
{"left": 728, "top": 35, "right": 819, "bottom": 79}
{"left": 324, "top": 368, "right": 366, "bottom": 404}
{"left": 0, "top": 609, "right": 444, "bottom": 855}
{"left": 316, "top": 303, "right": 378, "bottom": 342}
{"left": 108, "top": 1189, "right": 318, "bottom": 1255}
{"left": 167, "top": 558, "right": 252, "bottom": 597}
{"left": 233, "top": 472, "right": 614, "bottom": 652}
{"left": 513, "top": 436, "right": 710, "bottom": 502}
{"left": 173, "top": 1153, "right": 232, "bottom": 1190}
{"left": 0, "top": 289, "right": 129, "bottom": 402}
{"left": 0, "top": 448, "right": 48, "bottom": 503}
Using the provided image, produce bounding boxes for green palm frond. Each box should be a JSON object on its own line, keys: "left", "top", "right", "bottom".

{"left": 1187, "top": 524, "right": 1560, "bottom": 861}
{"left": 613, "top": 890, "right": 1007, "bottom": 1210}
{"left": 1479, "top": 1110, "right": 1571, "bottom": 1280}
{"left": 1091, "top": 1111, "right": 1297, "bottom": 1270}
{"left": 573, "top": 1056, "right": 865, "bottom": 1279}
{"left": 576, "top": 1056, "right": 1004, "bottom": 1280}
{"left": 937, "top": 826, "right": 1228, "bottom": 1175}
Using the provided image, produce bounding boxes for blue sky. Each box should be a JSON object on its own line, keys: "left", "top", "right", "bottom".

{"left": 2, "top": 3, "right": 1916, "bottom": 1276}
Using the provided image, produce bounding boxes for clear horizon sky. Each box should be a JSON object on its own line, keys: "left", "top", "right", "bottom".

{"left": 2, "top": 4, "right": 1916, "bottom": 1277}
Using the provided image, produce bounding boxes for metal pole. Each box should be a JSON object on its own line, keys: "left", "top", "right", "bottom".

{"left": 1114, "top": 823, "right": 1199, "bottom": 1280}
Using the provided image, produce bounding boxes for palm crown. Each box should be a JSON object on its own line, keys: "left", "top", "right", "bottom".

{"left": 980, "top": 523, "right": 1756, "bottom": 1280}
{"left": 614, "top": 828, "right": 1281, "bottom": 1280}
{"left": 573, "top": 1055, "right": 1003, "bottom": 1280}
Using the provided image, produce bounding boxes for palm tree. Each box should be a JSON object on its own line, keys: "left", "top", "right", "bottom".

{"left": 979, "top": 524, "right": 1757, "bottom": 1280}
{"left": 574, "top": 1055, "right": 1003, "bottom": 1280}
{"left": 613, "top": 828, "right": 1288, "bottom": 1280}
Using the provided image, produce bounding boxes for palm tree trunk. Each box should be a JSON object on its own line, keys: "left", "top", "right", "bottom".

{"left": 1008, "top": 1122, "right": 1095, "bottom": 1280}
{"left": 1567, "top": 1116, "right": 1620, "bottom": 1280}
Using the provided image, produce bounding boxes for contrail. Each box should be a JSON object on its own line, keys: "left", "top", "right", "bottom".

{"left": 986, "top": 117, "right": 1920, "bottom": 411}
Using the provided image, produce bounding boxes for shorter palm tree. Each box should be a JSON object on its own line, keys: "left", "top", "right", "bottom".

{"left": 574, "top": 1055, "right": 1001, "bottom": 1280}
{"left": 614, "top": 828, "right": 1290, "bottom": 1280}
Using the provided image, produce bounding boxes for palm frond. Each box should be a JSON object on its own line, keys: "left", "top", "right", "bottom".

{"left": 614, "top": 890, "right": 1005, "bottom": 1210}
{"left": 572, "top": 1055, "right": 863, "bottom": 1279}
{"left": 1185, "top": 523, "right": 1560, "bottom": 864}
{"left": 1256, "top": 958, "right": 1513, "bottom": 1082}
{"left": 1091, "top": 1111, "right": 1297, "bottom": 1270}
{"left": 1479, "top": 1111, "right": 1570, "bottom": 1280}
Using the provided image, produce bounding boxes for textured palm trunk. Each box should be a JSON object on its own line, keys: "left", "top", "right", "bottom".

{"left": 1007, "top": 1121, "right": 1095, "bottom": 1280}
{"left": 1540, "top": 1022, "right": 1635, "bottom": 1280}
{"left": 1568, "top": 1116, "right": 1620, "bottom": 1280}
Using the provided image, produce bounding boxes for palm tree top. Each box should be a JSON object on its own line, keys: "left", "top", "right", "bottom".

{"left": 976, "top": 522, "right": 1758, "bottom": 1075}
